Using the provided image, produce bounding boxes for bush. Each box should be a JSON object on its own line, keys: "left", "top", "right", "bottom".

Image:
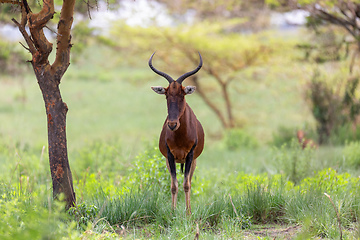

{"left": 73, "top": 140, "right": 125, "bottom": 179}
{"left": 68, "top": 202, "right": 98, "bottom": 229}
{"left": 127, "top": 142, "right": 169, "bottom": 193}
{"left": 271, "top": 126, "right": 296, "bottom": 147}
{"left": 343, "top": 141, "right": 360, "bottom": 168}
{"left": 330, "top": 124, "right": 360, "bottom": 145}
{"left": 306, "top": 70, "right": 360, "bottom": 145}
{"left": 273, "top": 139, "right": 317, "bottom": 184}
{"left": 224, "top": 128, "right": 258, "bottom": 150}
{"left": 0, "top": 191, "right": 79, "bottom": 239}
{"left": 286, "top": 168, "right": 360, "bottom": 238}
{"left": 0, "top": 40, "right": 29, "bottom": 75}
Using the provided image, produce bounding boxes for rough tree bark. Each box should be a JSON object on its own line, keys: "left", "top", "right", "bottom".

{"left": 1, "top": 0, "right": 76, "bottom": 208}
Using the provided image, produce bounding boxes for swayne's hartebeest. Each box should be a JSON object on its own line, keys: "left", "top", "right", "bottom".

{"left": 149, "top": 52, "right": 204, "bottom": 215}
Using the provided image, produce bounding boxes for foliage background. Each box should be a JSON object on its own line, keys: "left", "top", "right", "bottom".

{"left": 1, "top": 0, "right": 360, "bottom": 239}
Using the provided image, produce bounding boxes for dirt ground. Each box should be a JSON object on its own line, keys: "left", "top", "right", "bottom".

{"left": 243, "top": 224, "right": 302, "bottom": 239}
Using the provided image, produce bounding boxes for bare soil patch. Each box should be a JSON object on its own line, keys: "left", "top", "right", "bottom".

{"left": 244, "top": 224, "right": 301, "bottom": 239}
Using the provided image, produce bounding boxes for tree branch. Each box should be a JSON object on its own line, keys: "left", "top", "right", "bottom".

{"left": 25, "top": 0, "right": 54, "bottom": 65}
{"left": 0, "top": 0, "right": 21, "bottom": 5}
{"left": 28, "top": 0, "right": 54, "bottom": 29}
{"left": 52, "top": 0, "right": 76, "bottom": 79}
{"left": 312, "top": 7, "right": 357, "bottom": 39}
{"left": 192, "top": 76, "right": 229, "bottom": 128}
{"left": 11, "top": 18, "right": 36, "bottom": 54}
{"left": 20, "top": 1, "right": 28, "bottom": 28}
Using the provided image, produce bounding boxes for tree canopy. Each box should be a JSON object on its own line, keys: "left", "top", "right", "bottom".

{"left": 106, "top": 20, "right": 275, "bottom": 128}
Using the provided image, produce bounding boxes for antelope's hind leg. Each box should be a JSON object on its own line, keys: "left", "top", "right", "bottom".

{"left": 184, "top": 148, "right": 197, "bottom": 215}
{"left": 166, "top": 147, "right": 178, "bottom": 210}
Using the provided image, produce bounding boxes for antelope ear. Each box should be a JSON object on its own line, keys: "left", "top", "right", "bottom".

{"left": 184, "top": 86, "right": 196, "bottom": 95}
{"left": 151, "top": 86, "right": 166, "bottom": 94}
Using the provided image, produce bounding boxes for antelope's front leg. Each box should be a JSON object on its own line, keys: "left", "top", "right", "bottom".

{"left": 166, "top": 145, "right": 178, "bottom": 210}
{"left": 184, "top": 145, "right": 196, "bottom": 215}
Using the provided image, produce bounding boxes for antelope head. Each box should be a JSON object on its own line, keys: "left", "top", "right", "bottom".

{"left": 149, "top": 52, "right": 203, "bottom": 131}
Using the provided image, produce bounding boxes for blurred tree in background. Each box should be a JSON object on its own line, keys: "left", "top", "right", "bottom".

{"left": 2, "top": 0, "right": 360, "bottom": 145}
{"left": 159, "top": 0, "right": 270, "bottom": 31}
{"left": 299, "top": 0, "right": 360, "bottom": 73}
{"left": 306, "top": 70, "right": 360, "bottom": 144}
{"left": 268, "top": 0, "right": 360, "bottom": 144}
{"left": 107, "top": 21, "right": 273, "bottom": 129}
{"left": 299, "top": 0, "right": 360, "bottom": 144}
{"left": 268, "top": 0, "right": 360, "bottom": 66}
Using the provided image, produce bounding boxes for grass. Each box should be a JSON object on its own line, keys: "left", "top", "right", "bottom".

{"left": 1, "top": 40, "right": 360, "bottom": 238}
{"left": 0, "top": 41, "right": 316, "bottom": 150}
{"left": 0, "top": 138, "right": 359, "bottom": 239}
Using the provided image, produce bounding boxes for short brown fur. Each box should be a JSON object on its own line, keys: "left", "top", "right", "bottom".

{"left": 149, "top": 53, "right": 204, "bottom": 215}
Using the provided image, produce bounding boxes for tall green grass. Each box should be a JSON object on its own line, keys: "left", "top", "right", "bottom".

{"left": 0, "top": 139, "right": 359, "bottom": 239}
{"left": 1, "top": 39, "right": 360, "bottom": 238}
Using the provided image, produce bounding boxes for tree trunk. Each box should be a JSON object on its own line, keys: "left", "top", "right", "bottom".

{"left": 35, "top": 65, "right": 75, "bottom": 208}
{"left": 6, "top": 0, "right": 76, "bottom": 209}
{"left": 221, "top": 82, "right": 235, "bottom": 128}
{"left": 191, "top": 76, "right": 229, "bottom": 128}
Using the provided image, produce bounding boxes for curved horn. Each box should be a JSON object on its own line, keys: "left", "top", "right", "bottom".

{"left": 176, "top": 52, "right": 203, "bottom": 85}
{"left": 149, "top": 52, "right": 174, "bottom": 83}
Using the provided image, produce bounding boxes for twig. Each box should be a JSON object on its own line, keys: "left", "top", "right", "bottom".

{"left": 19, "top": 41, "right": 30, "bottom": 52}
{"left": 11, "top": 18, "right": 36, "bottom": 54}
{"left": 194, "top": 222, "right": 199, "bottom": 240}
{"left": 22, "top": 0, "right": 31, "bottom": 14}
{"left": 119, "top": 225, "right": 126, "bottom": 237}
{"left": 324, "top": 193, "right": 343, "bottom": 240}
{"left": 40, "top": 145, "right": 46, "bottom": 163}
{"left": 229, "top": 194, "right": 240, "bottom": 219}
{"left": 92, "top": 217, "right": 116, "bottom": 233}
{"left": 45, "top": 25, "right": 62, "bottom": 36}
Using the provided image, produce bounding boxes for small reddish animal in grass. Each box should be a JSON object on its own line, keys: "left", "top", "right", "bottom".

{"left": 149, "top": 52, "right": 204, "bottom": 215}
{"left": 297, "top": 130, "right": 318, "bottom": 149}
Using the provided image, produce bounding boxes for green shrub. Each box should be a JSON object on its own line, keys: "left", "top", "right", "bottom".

{"left": 127, "top": 143, "right": 169, "bottom": 193}
{"left": 224, "top": 128, "right": 258, "bottom": 150}
{"left": 297, "top": 168, "right": 359, "bottom": 194}
{"left": 68, "top": 202, "right": 98, "bottom": 229}
{"left": 75, "top": 173, "right": 117, "bottom": 201}
{"left": 233, "top": 175, "right": 288, "bottom": 224}
{"left": 73, "top": 140, "right": 125, "bottom": 179}
{"left": 273, "top": 139, "right": 317, "bottom": 184}
{"left": 343, "top": 141, "right": 360, "bottom": 168}
{"left": 306, "top": 70, "right": 360, "bottom": 145}
{"left": 330, "top": 124, "right": 360, "bottom": 145}
{"left": 0, "top": 40, "right": 29, "bottom": 75}
{"left": 286, "top": 168, "right": 360, "bottom": 238}
{"left": 271, "top": 126, "right": 296, "bottom": 147}
{"left": 0, "top": 193, "right": 79, "bottom": 239}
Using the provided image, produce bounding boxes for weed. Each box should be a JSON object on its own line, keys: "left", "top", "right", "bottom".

{"left": 224, "top": 128, "right": 259, "bottom": 150}
{"left": 271, "top": 126, "right": 296, "bottom": 147}
{"left": 241, "top": 179, "right": 286, "bottom": 224}
{"left": 127, "top": 143, "right": 169, "bottom": 194}
{"left": 68, "top": 202, "right": 99, "bottom": 229}
{"left": 273, "top": 139, "right": 317, "bottom": 184}
{"left": 343, "top": 141, "right": 360, "bottom": 168}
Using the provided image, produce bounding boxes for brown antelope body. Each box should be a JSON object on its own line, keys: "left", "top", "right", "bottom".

{"left": 149, "top": 52, "right": 204, "bottom": 215}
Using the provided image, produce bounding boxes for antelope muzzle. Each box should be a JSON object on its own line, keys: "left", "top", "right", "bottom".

{"left": 167, "top": 119, "right": 180, "bottom": 131}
